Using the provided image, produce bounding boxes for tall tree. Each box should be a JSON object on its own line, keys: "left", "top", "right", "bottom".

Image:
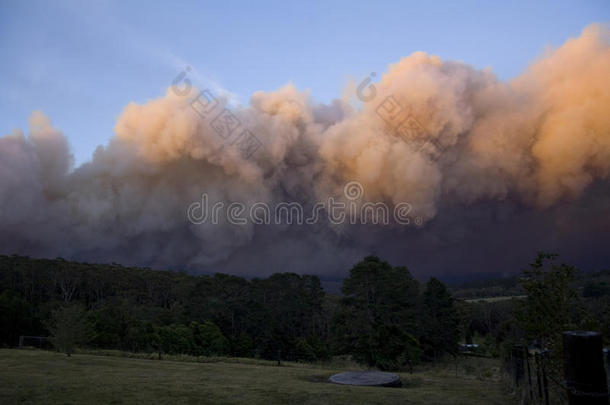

{"left": 47, "top": 304, "right": 92, "bottom": 356}
{"left": 334, "top": 256, "right": 421, "bottom": 370}
{"left": 420, "top": 277, "right": 460, "bottom": 360}
{"left": 516, "top": 252, "right": 578, "bottom": 350}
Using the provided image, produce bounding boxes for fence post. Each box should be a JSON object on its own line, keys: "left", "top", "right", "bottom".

{"left": 605, "top": 348, "right": 610, "bottom": 391}
{"left": 513, "top": 345, "right": 525, "bottom": 388}
{"left": 563, "top": 331, "right": 609, "bottom": 405}
{"left": 538, "top": 350, "right": 551, "bottom": 405}
{"left": 535, "top": 352, "right": 543, "bottom": 403}
{"left": 526, "top": 350, "right": 534, "bottom": 403}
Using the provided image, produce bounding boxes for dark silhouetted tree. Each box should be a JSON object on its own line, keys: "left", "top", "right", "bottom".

{"left": 419, "top": 277, "right": 460, "bottom": 360}
{"left": 516, "top": 252, "right": 578, "bottom": 350}
{"left": 47, "top": 304, "right": 92, "bottom": 356}
{"left": 334, "top": 256, "right": 421, "bottom": 370}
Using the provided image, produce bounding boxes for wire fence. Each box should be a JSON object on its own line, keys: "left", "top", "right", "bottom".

{"left": 18, "top": 335, "right": 52, "bottom": 350}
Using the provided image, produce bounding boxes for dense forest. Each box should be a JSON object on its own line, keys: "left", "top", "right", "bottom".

{"left": 1, "top": 254, "right": 609, "bottom": 371}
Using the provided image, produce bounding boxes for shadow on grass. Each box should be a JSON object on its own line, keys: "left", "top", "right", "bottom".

{"left": 299, "top": 373, "right": 424, "bottom": 389}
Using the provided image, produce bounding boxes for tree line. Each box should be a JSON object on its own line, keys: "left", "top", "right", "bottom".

{"left": 0, "top": 255, "right": 459, "bottom": 368}
{"left": 4, "top": 253, "right": 605, "bottom": 371}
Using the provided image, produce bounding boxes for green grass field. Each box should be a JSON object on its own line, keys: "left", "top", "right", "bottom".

{"left": 463, "top": 295, "right": 526, "bottom": 303}
{"left": 0, "top": 349, "right": 517, "bottom": 404}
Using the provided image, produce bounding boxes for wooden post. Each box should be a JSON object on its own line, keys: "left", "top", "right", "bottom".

{"left": 526, "top": 350, "right": 534, "bottom": 403}
{"left": 541, "top": 350, "right": 550, "bottom": 405}
{"left": 536, "top": 352, "right": 543, "bottom": 402}
{"left": 535, "top": 351, "right": 551, "bottom": 405}
{"left": 563, "top": 331, "right": 609, "bottom": 405}
{"left": 512, "top": 345, "right": 525, "bottom": 388}
{"left": 605, "top": 349, "right": 610, "bottom": 391}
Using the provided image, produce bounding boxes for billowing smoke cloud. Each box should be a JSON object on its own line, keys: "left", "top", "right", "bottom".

{"left": 1, "top": 24, "right": 609, "bottom": 278}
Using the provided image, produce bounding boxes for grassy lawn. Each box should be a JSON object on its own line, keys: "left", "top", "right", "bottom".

{"left": 463, "top": 296, "right": 526, "bottom": 303}
{"left": 0, "top": 349, "right": 517, "bottom": 404}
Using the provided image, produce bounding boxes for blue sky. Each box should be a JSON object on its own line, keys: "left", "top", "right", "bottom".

{"left": 1, "top": 0, "right": 608, "bottom": 165}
